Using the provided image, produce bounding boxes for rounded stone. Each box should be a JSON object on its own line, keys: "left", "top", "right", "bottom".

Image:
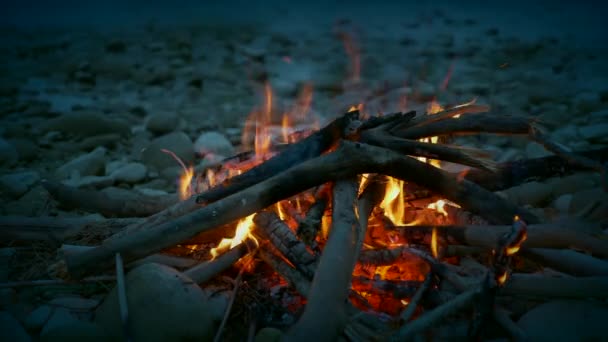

{"left": 141, "top": 132, "right": 194, "bottom": 171}
{"left": 193, "top": 131, "right": 235, "bottom": 157}
{"left": 95, "top": 263, "right": 226, "bottom": 342}
{"left": 145, "top": 111, "right": 179, "bottom": 135}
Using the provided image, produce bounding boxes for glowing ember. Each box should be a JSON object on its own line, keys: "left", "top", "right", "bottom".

{"left": 210, "top": 214, "right": 257, "bottom": 258}
{"left": 497, "top": 270, "right": 508, "bottom": 286}
{"left": 427, "top": 199, "right": 448, "bottom": 217}
{"left": 431, "top": 227, "right": 439, "bottom": 259}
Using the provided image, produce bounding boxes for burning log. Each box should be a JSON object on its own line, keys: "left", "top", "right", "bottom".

{"left": 41, "top": 180, "right": 177, "bottom": 217}
{"left": 258, "top": 247, "right": 311, "bottom": 297}
{"left": 351, "top": 276, "right": 421, "bottom": 299}
{"left": 195, "top": 111, "right": 359, "bottom": 205}
{"left": 184, "top": 238, "right": 257, "bottom": 284}
{"left": 0, "top": 216, "right": 138, "bottom": 243}
{"left": 252, "top": 211, "right": 317, "bottom": 279}
{"left": 55, "top": 141, "right": 535, "bottom": 279}
{"left": 396, "top": 221, "right": 608, "bottom": 258}
{"left": 521, "top": 248, "right": 608, "bottom": 276}
{"left": 284, "top": 178, "right": 360, "bottom": 342}
{"left": 296, "top": 197, "right": 327, "bottom": 246}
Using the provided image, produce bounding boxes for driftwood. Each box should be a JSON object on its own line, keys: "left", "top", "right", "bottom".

{"left": 460, "top": 147, "right": 608, "bottom": 191}
{"left": 399, "top": 271, "right": 434, "bottom": 323}
{"left": 395, "top": 221, "right": 608, "bottom": 258}
{"left": 501, "top": 274, "right": 608, "bottom": 298}
{"left": 41, "top": 180, "right": 177, "bottom": 218}
{"left": 56, "top": 141, "right": 536, "bottom": 279}
{"left": 0, "top": 216, "right": 139, "bottom": 243}
{"left": 284, "top": 178, "right": 360, "bottom": 342}
{"left": 522, "top": 248, "right": 608, "bottom": 276}
{"left": 393, "top": 114, "right": 533, "bottom": 139}
{"left": 391, "top": 287, "right": 480, "bottom": 341}
{"left": 184, "top": 238, "right": 257, "bottom": 284}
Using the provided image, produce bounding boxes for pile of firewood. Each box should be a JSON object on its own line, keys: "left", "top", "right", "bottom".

{"left": 2, "top": 104, "right": 608, "bottom": 341}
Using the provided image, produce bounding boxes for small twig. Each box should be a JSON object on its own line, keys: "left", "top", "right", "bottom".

{"left": 184, "top": 238, "right": 256, "bottom": 284}
{"left": 213, "top": 252, "right": 257, "bottom": 342}
{"left": 115, "top": 253, "right": 131, "bottom": 342}
{"left": 390, "top": 287, "right": 480, "bottom": 341}
{"left": 400, "top": 271, "right": 434, "bottom": 323}
{"left": 493, "top": 306, "right": 526, "bottom": 342}
{"left": 0, "top": 276, "right": 116, "bottom": 288}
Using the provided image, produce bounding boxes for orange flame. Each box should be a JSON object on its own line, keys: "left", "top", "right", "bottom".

{"left": 497, "top": 270, "right": 508, "bottom": 286}
{"left": 210, "top": 214, "right": 257, "bottom": 258}
{"left": 431, "top": 227, "right": 439, "bottom": 259}
{"left": 379, "top": 177, "right": 408, "bottom": 226}
{"left": 161, "top": 148, "right": 194, "bottom": 200}
{"left": 427, "top": 199, "right": 448, "bottom": 217}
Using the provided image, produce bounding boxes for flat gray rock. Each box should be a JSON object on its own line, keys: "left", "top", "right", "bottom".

{"left": 55, "top": 147, "right": 107, "bottom": 180}
{"left": 0, "top": 170, "right": 39, "bottom": 198}
{"left": 0, "top": 311, "right": 31, "bottom": 342}
{"left": 194, "top": 131, "right": 235, "bottom": 157}
{"left": 517, "top": 300, "right": 608, "bottom": 341}
{"left": 95, "top": 263, "right": 226, "bottom": 342}
{"left": 40, "top": 112, "right": 131, "bottom": 137}
{"left": 0, "top": 137, "right": 18, "bottom": 166}
{"left": 110, "top": 162, "right": 147, "bottom": 184}
{"left": 141, "top": 131, "right": 194, "bottom": 171}
{"left": 145, "top": 111, "right": 179, "bottom": 134}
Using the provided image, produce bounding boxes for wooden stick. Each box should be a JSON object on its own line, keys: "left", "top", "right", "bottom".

{"left": 390, "top": 287, "right": 479, "bottom": 341}
{"left": 351, "top": 277, "right": 421, "bottom": 299}
{"left": 360, "top": 131, "right": 497, "bottom": 171}
{"left": 0, "top": 216, "right": 139, "bottom": 242}
{"left": 284, "top": 178, "right": 360, "bottom": 342}
{"left": 501, "top": 274, "right": 608, "bottom": 298}
{"left": 393, "top": 104, "right": 490, "bottom": 131}
{"left": 0, "top": 276, "right": 116, "bottom": 288}
{"left": 184, "top": 238, "right": 256, "bottom": 284}
{"left": 58, "top": 142, "right": 535, "bottom": 279}
{"left": 400, "top": 271, "right": 434, "bottom": 323}
{"left": 41, "top": 180, "right": 177, "bottom": 218}
{"left": 393, "top": 114, "right": 532, "bottom": 139}
{"left": 522, "top": 248, "right": 608, "bottom": 276}
{"left": 253, "top": 212, "right": 317, "bottom": 279}
{"left": 493, "top": 306, "right": 526, "bottom": 342}
{"left": 395, "top": 222, "right": 608, "bottom": 258}
{"left": 115, "top": 253, "right": 132, "bottom": 342}
{"left": 462, "top": 147, "right": 608, "bottom": 191}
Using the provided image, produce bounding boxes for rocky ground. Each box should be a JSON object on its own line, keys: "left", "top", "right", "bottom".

{"left": 1, "top": 4, "right": 608, "bottom": 341}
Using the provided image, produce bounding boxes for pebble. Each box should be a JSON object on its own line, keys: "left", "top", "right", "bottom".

{"left": 525, "top": 142, "right": 552, "bottom": 158}
{"left": 0, "top": 170, "right": 40, "bottom": 198}
{"left": 578, "top": 124, "right": 608, "bottom": 142}
{"left": 145, "top": 111, "right": 179, "bottom": 135}
{"left": 40, "top": 320, "right": 108, "bottom": 342}
{"left": 109, "top": 162, "right": 147, "bottom": 184}
{"left": 517, "top": 300, "right": 608, "bottom": 340}
{"left": 25, "top": 305, "right": 53, "bottom": 332}
{"left": 40, "top": 111, "right": 131, "bottom": 137}
{"left": 55, "top": 147, "right": 107, "bottom": 180}
{"left": 193, "top": 131, "right": 235, "bottom": 157}
{"left": 95, "top": 263, "right": 226, "bottom": 342}
{"left": 62, "top": 175, "right": 114, "bottom": 189}
{"left": 0, "top": 311, "right": 31, "bottom": 342}
{"left": 141, "top": 131, "right": 194, "bottom": 171}
{"left": 0, "top": 137, "right": 18, "bottom": 166}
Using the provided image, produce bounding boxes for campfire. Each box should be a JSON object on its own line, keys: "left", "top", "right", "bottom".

{"left": 4, "top": 76, "right": 600, "bottom": 341}
{"left": 2, "top": 24, "right": 608, "bottom": 340}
